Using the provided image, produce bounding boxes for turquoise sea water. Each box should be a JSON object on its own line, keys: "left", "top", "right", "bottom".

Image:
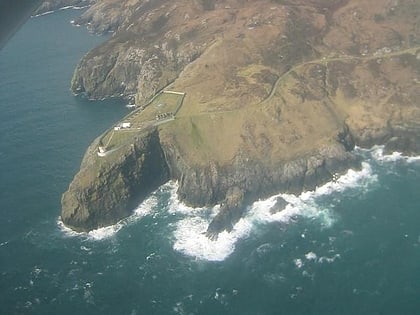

{"left": 0, "top": 9, "right": 419, "bottom": 315}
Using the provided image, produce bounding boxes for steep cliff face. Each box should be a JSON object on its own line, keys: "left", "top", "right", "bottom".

{"left": 162, "top": 125, "right": 359, "bottom": 236}
{"left": 163, "top": 126, "right": 358, "bottom": 206}
{"left": 61, "top": 129, "right": 169, "bottom": 232}
{"left": 62, "top": 0, "right": 420, "bottom": 234}
{"left": 70, "top": 0, "right": 212, "bottom": 101}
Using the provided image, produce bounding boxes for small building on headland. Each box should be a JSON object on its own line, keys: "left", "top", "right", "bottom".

{"left": 114, "top": 122, "right": 131, "bottom": 130}
{"left": 97, "top": 146, "right": 107, "bottom": 157}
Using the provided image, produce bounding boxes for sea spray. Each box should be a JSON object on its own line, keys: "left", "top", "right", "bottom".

{"left": 58, "top": 193, "right": 159, "bottom": 241}
{"left": 31, "top": 5, "right": 90, "bottom": 18}
{"left": 358, "top": 145, "right": 420, "bottom": 163}
{"left": 57, "top": 148, "right": 419, "bottom": 261}
{"left": 57, "top": 160, "right": 377, "bottom": 257}
{"left": 171, "top": 161, "right": 376, "bottom": 261}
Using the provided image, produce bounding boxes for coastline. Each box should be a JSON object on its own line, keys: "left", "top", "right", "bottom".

{"left": 59, "top": 0, "right": 420, "bottom": 237}
{"left": 2, "top": 4, "right": 420, "bottom": 313}
{"left": 58, "top": 146, "right": 420, "bottom": 261}
{"left": 31, "top": 4, "right": 91, "bottom": 18}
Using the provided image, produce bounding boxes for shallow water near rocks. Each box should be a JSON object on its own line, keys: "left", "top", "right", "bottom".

{"left": 1, "top": 9, "right": 420, "bottom": 315}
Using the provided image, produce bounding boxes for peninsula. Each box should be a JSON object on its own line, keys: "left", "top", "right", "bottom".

{"left": 61, "top": 0, "right": 420, "bottom": 237}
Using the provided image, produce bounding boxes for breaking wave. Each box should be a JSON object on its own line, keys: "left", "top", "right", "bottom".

{"left": 31, "top": 5, "right": 90, "bottom": 18}
{"left": 57, "top": 193, "right": 159, "bottom": 241}
{"left": 58, "top": 146, "right": 417, "bottom": 259}
{"left": 170, "top": 161, "right": 376, "bottom": 262}
{"left": 359, "top": 145, "right": 420, "bottom": 163}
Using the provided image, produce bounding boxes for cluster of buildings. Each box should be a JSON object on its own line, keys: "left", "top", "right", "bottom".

{"left": 155, "top": 112, "right": 174, "bottom": 120}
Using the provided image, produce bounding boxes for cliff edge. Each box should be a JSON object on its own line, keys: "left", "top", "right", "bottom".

{"left": 62, "top": 0, "right": 420, "bottom": 234}
{"left": 61, "top": 128, "right": 169, "bottom": 231}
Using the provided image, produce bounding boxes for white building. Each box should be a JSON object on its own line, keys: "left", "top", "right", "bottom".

{"left": 114, "top": 122, "right": 131, "bottom": 130}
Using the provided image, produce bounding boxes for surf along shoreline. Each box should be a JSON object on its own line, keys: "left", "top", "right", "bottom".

{"left": 58, "top": 146, "right": 419, "bottom": 261}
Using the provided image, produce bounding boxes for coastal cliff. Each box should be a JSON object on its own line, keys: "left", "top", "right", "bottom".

{"left": 61, "top": 128, "right": 169, "bottom": 231}
{"left": 62, "top": 0, "right": 420, "bottom": 234}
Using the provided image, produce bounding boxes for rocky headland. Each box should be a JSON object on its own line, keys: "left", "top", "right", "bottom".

{"left": 61, "top": 0, "right": 420, "bottom": 235}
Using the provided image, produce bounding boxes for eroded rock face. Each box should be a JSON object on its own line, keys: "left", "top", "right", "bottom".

{"left": 70, "top": 0, "right": 210, "bottom": 101}
{"left": 62, "top": 0, "right": 420, "bottom": 234}
{"left": 61, "top": 129, "right": 169, "bottom": 232}
{"left": 161, "top": 126, "right": 359, "bottom": 236}
{"left": 206, "top": 187, "right": 245, "bottom": 240}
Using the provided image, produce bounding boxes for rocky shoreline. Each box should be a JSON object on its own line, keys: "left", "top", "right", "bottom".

{"left": 61, "top": 128, "right": 170, "bottom": 232}
{"left": 61, "top": 0, "right": 420, "bottom": 235}
{"left": 33, "top": 0, "right": 93, "bottom": 16}
{"left": 61, "top": 116, "right": 419, "bottom": 235}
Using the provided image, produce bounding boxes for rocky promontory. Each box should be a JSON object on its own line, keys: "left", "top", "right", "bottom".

{"left": 62, "top": 128, "right": 169, "bottom": 231}
{"left": 62, "top": 0, "right": 420, "bottom": 234}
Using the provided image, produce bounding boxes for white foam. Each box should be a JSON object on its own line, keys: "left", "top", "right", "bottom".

{"left": 171, "top": 162, "right": 376, "bottom": 262}
{"left": 167, "top": 183, "right": 208, "bottom": 216}
{"left": 31, "top": 10, "right": 55, "bottom": 18}
{"left": 58, "top": 192, "right": 158, "bottom": 241}
{"left": 318, "top": 253, "right": 341, "bottom": 263}
{"left": 363, "top": 145, "right": 420, "bottom": 163}
{"left": 301, "top": 161, "right": 374, "bottom": 197}
{"left": 87, "top": 224, "right": 124, "bottom": 241}
{"left": 167, "top": 181, "right": 254, "bottom": 261}
{"left": 294, "top": 258, "right": 304, "bottom": 269}
{"left": 31, "top": 5, "right": 90, "bottom": 18}
{"left": 59, "top": 5, "right": 90, "bottom": 11}
{"left": 57, "top": 217, "right": 122, "bottom": 240}
{"left": 172, "top": 215, "right": 253, "bottom": 261}
{"left": 305, "top": 252, "right": 317, "bottom": 261}
{"left": 407, "top": 156, "right": 420, "bottom": 163}
{"left": 250, "top": 162, "right": 375, "bottom": 227}
{"left": 369, "top": 145, "right": 402, "bottom": 162}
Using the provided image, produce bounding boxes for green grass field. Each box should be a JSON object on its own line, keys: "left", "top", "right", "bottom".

{"left": 97, "top": 91, "right": 185, "bottom": 154}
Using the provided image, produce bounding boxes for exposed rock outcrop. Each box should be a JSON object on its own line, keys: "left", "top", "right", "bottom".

{"left": 206, "top": 187, "right": 245, "bottom": 240}
{"left": 62, "top": 0, "right": 420, "bottom": 235}
{"left": 270, "top": 197, "right": 288, "bottom": 215}
{"left": 160, "top": 125, "right": 360, "bottom": 236}
{"left": 383, "top": 124, "right": 420, "bottom": 155}
{"left": 61, "top": 128, "right": 169, "bottom": 232}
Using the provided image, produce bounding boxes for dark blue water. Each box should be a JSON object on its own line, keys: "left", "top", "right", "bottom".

{"left": 1, "top": 9, "right": 419, "bottom": 315}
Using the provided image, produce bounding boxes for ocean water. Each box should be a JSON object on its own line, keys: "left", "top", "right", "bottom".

{"left": 1, "top": 9, "right": 420, "bottom": 315}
